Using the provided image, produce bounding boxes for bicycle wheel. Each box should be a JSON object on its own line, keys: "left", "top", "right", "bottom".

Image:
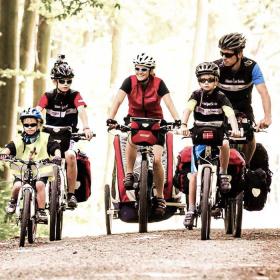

{"left": 27, "top": 217, "right": 37, "bottom": 244}
{"left": 49, "top": 178, "right": 59, "bottom": 241}
{"left": 55, "top": 208, "right": 63, "bottom": 240}
{"left": 232, "top": 191, "right": 243, "bottom": 238}
{"left": 104, "top": 184, "right": 112, "bottom": 235}
{"left": 138, "top": 159, "right": 148, "bottom": 233}
{"left": 200, "top": 167, "right": 212, "bottom": 240}
{"left": 20, "top": 190, "right": 31, "bottom": 247}
{"left": 224, "top": 198, "right": 233, "bottom": 234}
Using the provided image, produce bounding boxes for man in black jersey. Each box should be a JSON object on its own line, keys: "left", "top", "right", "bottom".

{"left": 215, "top": 33, "right": 272, "bottom": 164}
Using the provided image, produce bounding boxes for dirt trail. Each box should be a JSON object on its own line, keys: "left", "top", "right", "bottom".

{"left": 1, "top": 228, "right": 280, "bottom": 279}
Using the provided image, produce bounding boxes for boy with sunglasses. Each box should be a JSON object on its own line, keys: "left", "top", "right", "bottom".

{"left": 37, "top": 55, "right": 93, "bottom": 208}
{"left": 215, "top": 32, "right": 272, "bottom": 165}
{"left": 180, "top": 62, "right": 240, "bottom": 228}
{"left": 107, "top": 52, "right": 180, "bottom": 216}
{"left": 2, "top": 108, "right": 61, "bottom": 223}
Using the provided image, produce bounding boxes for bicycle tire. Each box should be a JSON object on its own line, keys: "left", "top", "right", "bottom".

{"left": 224, "top": 198, "right": 233, "bottom": 234}
{"left": 20, "top": 190, "right": 31, "bottom": 247}
{"left": 139, "top": 159, "right": 148, "bottom": 233}
{"left": 49, "top": 176, "right": 59, "bottom": 241}
{"left": 27, "top": 217, "right": 37, "bottom": 244}
{"left": 232, "top": 191, "right": 243, "bottom": 238}
{"left": 55, "top": 208, "right": 63, "bottom": 240}
{"left": 104, "top": 184, "right": 112, "bottom": 235}
{"left": 201, "top": 167, "right": 212, "bottom": 240}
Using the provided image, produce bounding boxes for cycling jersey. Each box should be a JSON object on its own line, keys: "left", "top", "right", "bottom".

{"left": 38, "top": 89, "right": 87, "bottom": 132}
{"left": 188, "top": 88, "right": 233, "bottom": 127}
{"left": 214, "top": 57, "right": 265, "bottom": 121}
{"left": 123, "top": 75, "right": 168, "bottom": 119}
{"left": 188, "top": 88, "right": 233, "bottom": 173}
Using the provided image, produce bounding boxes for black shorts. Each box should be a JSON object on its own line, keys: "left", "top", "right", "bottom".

{"left": 13, "top": 176, "right": 48, "bottom": 185}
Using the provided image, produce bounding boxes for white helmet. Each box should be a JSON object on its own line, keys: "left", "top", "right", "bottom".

{"left": 133, "top": 53, "right": 156, "bottom": 69}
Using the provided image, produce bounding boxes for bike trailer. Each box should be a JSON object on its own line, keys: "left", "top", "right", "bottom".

{"left": 113, "top": 132, "right": 175, "bottom": 222}
{"left": 243, "top": 143, "right": 272, "bottom": 211}
{"left": 75, "top": 151, "right": 91, "bottom": 202}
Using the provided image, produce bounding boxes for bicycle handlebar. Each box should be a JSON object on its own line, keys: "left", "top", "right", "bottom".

{"left": 71, "top": 132, "right": 96, "bottom": 141}
{"left": 0, "top": 155, "right": 55, "bottom": 166}
{"left": 107, "top": 121, "right": 179, "bottom": 133}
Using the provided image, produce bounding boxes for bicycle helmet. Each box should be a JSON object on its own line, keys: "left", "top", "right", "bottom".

{"left": 20, "top": 108, "right": 43, "bottom": 123}
{"left": 218, "top": 33, "right": 246, "bottom": 51}
{"left": 133, "top": 52, "right": 156, "bottom": 69}
{"left": 51, "top": 54, "right": 74, "bottom": 79}
{"left": 195, "top": 62, "right": 220, "bottom": 78}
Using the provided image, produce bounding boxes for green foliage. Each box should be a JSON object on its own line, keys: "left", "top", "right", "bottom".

{"left": 0, "top": 181, "right": 18, "bottom": 240}
{"left": 39, "top": 0, "right": 120, "bottom": 20}
{"left": 0, "top": 69, "right": 46, "bottom": 87}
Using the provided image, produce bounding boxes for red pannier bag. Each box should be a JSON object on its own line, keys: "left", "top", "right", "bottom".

{"left": 173, "top": 146, "right": 192, "bottom": 194}
{"left": 130, "top": 121, "right": 160, "bottom": 146}
{"left": 75, "top": 151, "right": 91, "bottom": 202}
{"left": 228, "top": 148, "right": 246, "bottom": 195}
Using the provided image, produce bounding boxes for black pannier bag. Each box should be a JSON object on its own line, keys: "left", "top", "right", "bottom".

{"left": 191, "top": 125, "right": 224, "bottom": 146}
{"left": 75, "top": 151, "right": 91, "bottom": 202}
{"left": 243, "top": 143, "right": 273, "bottom": 211}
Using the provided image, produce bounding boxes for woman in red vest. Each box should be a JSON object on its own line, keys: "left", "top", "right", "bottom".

{"left": 107, "top": 52, "right": 180, "bottom": 216}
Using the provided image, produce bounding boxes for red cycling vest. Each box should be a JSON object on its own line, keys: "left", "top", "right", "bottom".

{"left": 127, "top": 75, "right": 163, "bottom": 119}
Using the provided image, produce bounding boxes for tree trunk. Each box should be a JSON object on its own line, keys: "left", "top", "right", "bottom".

{"left": 33, "top": 15, "right": 52, "bottom": 106}
{"left": 0, "top": 0, "right": 20, "bottom": 146}
{"left": 18, "top": 0, "right": 39, "bottom": 108}
{"left": 103, "top": 16, "right": 123, "bottom": 189}
{"left": 187, "top": 0, "right": 208, "bottom": 94}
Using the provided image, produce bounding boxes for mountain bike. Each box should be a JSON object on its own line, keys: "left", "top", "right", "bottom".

{"left": 43, "top": 125, "right": 95, "bottom": 241}
{"left": 0, "top": 154, "right": 55, "bottom": 247}
{"left": 224, "top": 113, "right": 268, "bottom": 238}
{"left": 188, "top": 126, "right": 233, "bottom": 240}
{"left": 107, "top": 117, "right": 178, "bottom": 233}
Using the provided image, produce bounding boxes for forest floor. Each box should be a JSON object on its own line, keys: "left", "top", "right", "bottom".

{"left": 1, "top": 228, "right": 280, "bottom": 279}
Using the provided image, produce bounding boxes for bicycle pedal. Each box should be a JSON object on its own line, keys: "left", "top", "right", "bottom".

{"left": 37, "top": 220, "right": 48, "bottom": 225}
{"left": 66, "top": 207, "right": 76, "bottom": 210}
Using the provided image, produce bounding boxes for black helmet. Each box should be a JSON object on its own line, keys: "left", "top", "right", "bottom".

{"left": 51, "top": 54, "right": 74, "bottom": 79}
{"left": 20, "top": 108, "right": 43, "bottom": 123}
{"left": 195, "top": 62, "right": 220, "bottom": 78}
{"left": 218, "top": 33, "right": 246, "bottom": 51}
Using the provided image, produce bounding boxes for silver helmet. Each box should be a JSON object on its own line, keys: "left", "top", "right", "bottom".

{"left": 133, "top": 53, "right": 156, "bottom": 68}
{"left": 195, "top": 62, "right": 220, "bottom": 78}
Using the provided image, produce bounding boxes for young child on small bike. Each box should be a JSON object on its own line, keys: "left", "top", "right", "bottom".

{"left": 36, "top": 55, "right": 93, "bottom": 208}
{"left": 180, "top": 62, "right": 240, "bottom": 228}
{"left": 1, "top": 108, "right": 61, "bottom": 223}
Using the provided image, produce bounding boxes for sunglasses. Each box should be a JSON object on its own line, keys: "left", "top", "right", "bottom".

{"left": 58, "top": 79, "right": 72, "bottom": 85}
{"left": 220, "top": 51, "right": 236, "bottom": 58}
{"left": 23, "top": 123, "right": 37, "bottom": 128}
{"left": 135, "top": 67, "right": 149, "bottom": 72}
{"left": 198, "top": 78, "right": 216, "bottom": 83}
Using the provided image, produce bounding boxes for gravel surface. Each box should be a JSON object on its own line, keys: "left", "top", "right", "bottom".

{"left": 1, "top": 228, "right": 280, "bottom": 280}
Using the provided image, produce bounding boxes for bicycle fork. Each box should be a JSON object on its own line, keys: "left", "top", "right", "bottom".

{"left": 196, "top": 164, "right": 218, "bottom": 213}
{"left": 15, "top": 185, "right": 35, "bottom": 224}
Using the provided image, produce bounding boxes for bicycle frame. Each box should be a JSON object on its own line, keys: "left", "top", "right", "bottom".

{"left": 196, "top": 146, "right": 219, "bottom": 206}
